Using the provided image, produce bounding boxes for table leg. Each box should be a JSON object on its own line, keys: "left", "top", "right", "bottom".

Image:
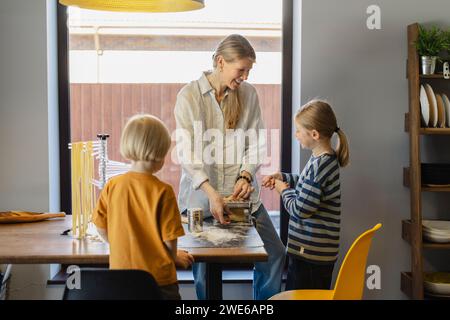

{"left": 205, "top": 263, "right": 223, "bottom": 300}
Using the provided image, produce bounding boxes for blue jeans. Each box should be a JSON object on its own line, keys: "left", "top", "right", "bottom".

{"left": 192, "top": 205, "right": 286, "bottom": 300}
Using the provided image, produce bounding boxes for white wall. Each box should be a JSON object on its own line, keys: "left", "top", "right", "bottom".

{"left": 0, "top": 1, "right": 49, "bottom": 209}
{"left": 0, "top": 0, "right": 61, "bottom": 299}
{"left": 300, "top": 0, "right": 450, "bottom": 299}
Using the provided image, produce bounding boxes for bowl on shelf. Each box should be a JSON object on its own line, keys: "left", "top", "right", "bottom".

{"left": 422, "top": 220, "right": 450, "bottom": 232}
{"left": 423, "top": 231, "right": 450, "bottom": 243}
{"left": 422, "top": 220, "right": 450, "bottom": 243}
{"left": 424, "top": 272, "right": 450, "bottom": 296}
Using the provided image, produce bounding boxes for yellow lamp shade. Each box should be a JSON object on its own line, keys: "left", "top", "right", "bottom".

{"left": 59, "top": 0, "right": 204, "bottom": 13}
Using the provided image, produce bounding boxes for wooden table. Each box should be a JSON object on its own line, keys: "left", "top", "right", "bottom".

{"left": 0, "top": 217, "right": 267, "bottom": 300}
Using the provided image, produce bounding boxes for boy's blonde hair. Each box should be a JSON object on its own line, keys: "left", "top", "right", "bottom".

{"left": 295, "top": 99, "right": 350, "bottom": 167}
{"left": 120, "top": 114, "right": 171, "bottom": 163}
{"left": 213, "top": 34, "right": 256, "bottom": 129}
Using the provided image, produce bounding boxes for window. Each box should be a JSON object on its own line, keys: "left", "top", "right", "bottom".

{"left": 58, "top": 0, "right": 293, "bottom": 238}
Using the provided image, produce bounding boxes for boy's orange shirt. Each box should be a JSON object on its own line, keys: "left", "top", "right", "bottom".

{"left": 92, "top": 171, "right": 185, "bottom": 286}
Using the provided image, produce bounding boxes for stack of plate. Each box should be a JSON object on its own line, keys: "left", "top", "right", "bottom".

{"left": 420, "top": 84, "right": 450, "bottom": 128}
{"left": 422, "top": 220, "right": 450, "bottom": 243}
{"left": 424, "top": 272, "right": 450, "bottom": 298}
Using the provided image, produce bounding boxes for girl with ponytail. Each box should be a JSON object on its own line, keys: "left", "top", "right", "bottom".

{"left": 262, "top": 99, "right": 349, "bottom": 290}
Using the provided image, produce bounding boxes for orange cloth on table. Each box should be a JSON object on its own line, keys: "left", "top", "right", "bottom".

{"left": 92, "top": 171, "right": 185, "bottom": 286}
{"left": 0, "top": 211, "right": 65, "bottom": 223}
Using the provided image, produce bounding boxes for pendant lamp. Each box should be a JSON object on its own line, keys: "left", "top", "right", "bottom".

{"left": 59, "top": 0, "right": 204, "bottom": 13}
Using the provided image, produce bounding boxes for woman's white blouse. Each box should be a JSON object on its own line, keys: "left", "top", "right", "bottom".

{"left": 174, "top": 72, "right": 266, "bottom": 217}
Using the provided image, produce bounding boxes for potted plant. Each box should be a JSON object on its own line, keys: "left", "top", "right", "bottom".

{"left": 416, "top": 25, "right": 447, "bottom": 75}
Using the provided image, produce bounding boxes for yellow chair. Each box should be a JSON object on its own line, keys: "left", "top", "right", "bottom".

{"left": 270, "top": 223, "right": 382, "bottom": 300}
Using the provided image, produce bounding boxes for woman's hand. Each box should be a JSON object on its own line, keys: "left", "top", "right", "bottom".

{"left": 209, "top": 191, "right": 232, "bottom": 224}
{"left": 200, "top": 181, "right": 231, "bottom": 225}
{"left": 175, "top": 250, "right": 194, "bottom": 269}
{"left": 232, "top": 178, "right": 255, "bottom": 200}
{"left": 262, "top": 172, "right": 283, "bottom": 190}
{"left": 274, "top": 179, "right": 290, "bottom": 194}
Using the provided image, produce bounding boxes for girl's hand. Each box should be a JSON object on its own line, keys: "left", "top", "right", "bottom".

{"left": 262, "top": 172, "right": 283, "bottom": 189}
{"left": 209, "top": 191, "right": 232, "bottom": 224}
{"left": 232, "top": 178, "right": 254, "bottom": 200}
{"left": 175, "top": 250, "right": 194, "bottom": 269}
{"left": 274, "top": 179, "right": 290, "bottom": 194}
{"left": 262, "top": 176, "right": 275, "bottom": 189}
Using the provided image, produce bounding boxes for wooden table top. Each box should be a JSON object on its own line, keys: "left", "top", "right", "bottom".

{"left": 0, "top": 217, "right": 267, "bottom": 264}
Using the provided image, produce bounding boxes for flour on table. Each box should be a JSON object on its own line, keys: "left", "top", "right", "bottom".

{"left": 192, "top": 228, "right": 241, "bottom": 246}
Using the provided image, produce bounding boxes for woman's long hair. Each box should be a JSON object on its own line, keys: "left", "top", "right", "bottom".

{"left": 212, "top": 34, "right": 256, "bottom": 129}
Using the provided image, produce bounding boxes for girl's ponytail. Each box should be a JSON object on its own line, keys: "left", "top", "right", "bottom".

{"left": 335, "top": 128, "right": 349, "bottom": 167}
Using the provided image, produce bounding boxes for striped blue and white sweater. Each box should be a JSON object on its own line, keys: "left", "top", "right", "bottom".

{"left": 281, "top": 153, "right": 341, "bottom": 265}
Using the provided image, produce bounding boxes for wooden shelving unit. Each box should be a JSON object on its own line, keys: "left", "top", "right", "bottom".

{"left": 402, "top": 23, "right": 450, "bottom": 300}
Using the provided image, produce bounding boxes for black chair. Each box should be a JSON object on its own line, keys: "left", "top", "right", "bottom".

{"left": 62, "top": 268, "right": 163, "bottom": 300}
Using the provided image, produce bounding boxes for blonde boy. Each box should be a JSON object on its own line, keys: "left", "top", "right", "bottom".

{"left": 93, "top": 114, "right": 194, "bottom": 300}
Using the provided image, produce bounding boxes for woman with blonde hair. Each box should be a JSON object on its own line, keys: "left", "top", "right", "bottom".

{"left": 174, "top": 34, "right": 285, "bottom": 300}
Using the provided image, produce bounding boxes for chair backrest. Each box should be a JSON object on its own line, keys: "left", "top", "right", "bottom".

{"left": 332, "top": 223, "right": 382, "bottom": 300}
{"left": 62, "top": 268, "right": 163, "bottom": 300}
